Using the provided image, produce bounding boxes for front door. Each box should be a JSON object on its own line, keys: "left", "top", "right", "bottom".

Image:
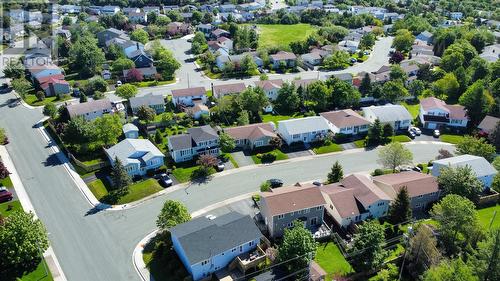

{"left": 310, "top": 217, "right": 317, "bottom": 226}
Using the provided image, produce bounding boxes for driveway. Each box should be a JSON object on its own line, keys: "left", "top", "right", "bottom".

{"left": 230, "top": 151, "right": 254, "bottom": 167}
{"left": 286, "top": 150, "right": 313, "bottom": 158}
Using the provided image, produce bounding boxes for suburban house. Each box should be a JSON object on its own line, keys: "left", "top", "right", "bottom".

{"left": 254, "top": 79, "right": 284, "bottom": 100}
{"left": 66, "top": 99, "right": 113, "bottom": 121}
{"left": 129, "top": 93, "right": 165, "bottom": 114}
{"left": 479, "top": 44, "right": 500, "bottom": 63}
{"left": 478, "top": 115, "right": 500, "bottom": 135}
{"left": 170, "top": 212, "right": 263, "bottom": 281}
{"left": 122, "top": 123, "right": 139, "bottom": 139}
{"left": 270, "top": 51, "right": 297, "bottom": 68}
{"left": 338, "top": 40, "right": 360, "bottom": 53}
{"left": 96, "top": 28, "right": 129, "bottom": 46}
{"left": 167, "top": 125, "right": 220, "bottom": 163}
{"left": 186, "top": 103, "right": 210, "bottom": 120}
{"left": 432, "top": 155, "right": 498, "bottom": 189}
{"left": 301, "top": 52, "right": 323, "bottom": 66}
{"left": 449, "top": 12, "right": 463, "bottom": 20}
{"left": 400, "top": 61, "right": 419, "bottom": 77}
{"left": 106, "top": 38, "right": 145, "bottom": 59}
{"left": 216, "top": 53, "right": 263, "bottom": 70}
{"left": 362, "top": 104, "right": 412, "bottom": 130}
{"left": 171, "top": 87, "right": 207, "bottom": 107}
{"left": 320, "top": 174, "right": 391, "bottom": 228}
{"left": 373, "top": 171, "right": 441, "bottom": 211}
{"left": 212, "top": 83, "right": 246, "bottom": 98}
{"left": 419, "top": 97, "right": 468, "bottom": 129}
{"left": 28, "top": 64, "right": 64, "bottom": 81}
{"left": 197, "top": 23, "right": 215, "bottom": 37}
{"left": 320, "top": 109, "right": 370, "bottom": 136}
{"left": 332, "top": 73, "right": 353, "bottom": 85}
{"left": 292, "top": 78, "right": 318, "bottom": 89}
{"left": 259, "top": 185, "right": 326, "bottom": 237}
{"left": 277, "top": 117, "right": 331, "bottom": 145}
{"left": 128, "top": 11, "right": 147, "bottom": 23}
{"left": 224, "top": 122, "right": 277, "bottom": 150}
{"left": 39, "top": 77, "right": 70, "bottom": 96}
{"left": 167, "top": 22, "right": 192, "bottom": 36}
{"left": 415, "top": 31, "right": 433, "bottom": 44}
{"left": 129, "top": 49, "right": 154, "bottom": 68}
{"left": 211, "top": 28, "right": 231, "bottom": 39}
{"left": 143, "top": 6, "right": 161, "bottom": 14}
{"left": 104, "top": 138, "right": 164, "bottom": 177}
{"left": 123, "top": 66, "right": 158, "bottom": 81}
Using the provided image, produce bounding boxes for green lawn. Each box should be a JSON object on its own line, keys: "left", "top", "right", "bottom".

{"left": 0, "top": 176, "right": 13, "bottom": 188}
{"left": 131, "top": 79, "right": 175, "bottom": 88}
{"left": 477, "top": 204, "right": 499, "bottom": 230}
{"left": 253, "top": 24, "right": 316, "bottom": 48}
{"left": 23, "top": 94, "right": 71, "bottom": 106}
{"left": 262, "top": 113, "right": 304, "bottom": 125}
{"left": 440, "top": 134, "right": 465, "bottom": 144}
{"left": 353, "top": 139, "right": 366, "bottom": 148}
{"left": 251, "top": 149, "right": 288, "bottom": 164}
{"left": 385, "top": 244, "right": 405, "bottom": 262}
{"left": 222, "top": 153, "right": 239, "bottom": 168}
{"left": 391, "top": 135, "right": 412, "bottom": 143}
{"left": 315, "top": 242, "right": 353, "bottom": 278}
{"left": 0, "top": 200, "right": 23, "bottom": 217}
{"left": 401, "top": 101, "right": 420, "bottom": 119}
{"left": 172, "top": 166, "right": 199, "bottom": 183}
{"left": 87, "top": 178, "right": 164, "bottom": 204}
{"left": 312, "top": 143, "right": 344, "bottom": 154}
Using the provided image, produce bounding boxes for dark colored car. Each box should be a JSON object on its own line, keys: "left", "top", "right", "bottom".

{"left": 214, "top": 161, "right": 225, "bottom": 172}
{"left": 159, "top": 173, "right": 173, "bottom": 187}
{"left": 0, "top": 189, "right": 13, "bottom": 203}
{"left": 268, "top": 178, "right": 283, "bottom": 188}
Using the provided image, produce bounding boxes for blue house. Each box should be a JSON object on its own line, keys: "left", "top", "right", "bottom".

{"left": 104, "top": 139, "right": 164, "bottom": 176}
{"left": 170, "top": 212, "right": 263, "bottom": 281}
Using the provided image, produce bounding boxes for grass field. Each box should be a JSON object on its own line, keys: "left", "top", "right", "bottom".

{"left": 353, "top": 139, "right": 366, "bottom": 148}
{"left": 87, "top": 178, "right": 163, "bottom": 204}
{"left": 401, "top": 101, "right": 420, "bottom": 119}
{"left": 315, "top": 242, "right": 353, "bottom": 278}
{"left": 0, "top": 176, "right": 13, "bottom": 187}
{"left": 254, "top": 24, "right": 316, "bottom": 48}
{"left": 131, "top": 79, "right": 176, "bottom": 88}
{"left": 477, "top": 204, "right": 499, "bottom": 230}
{"left": 262, "top": 113, "right": 304, "bottom": 125}
{"left": 391, "top": 135, "right": 412, "bottom": 143}
{"left": 251, "top": 149, "right": 288, "bottom": 164}
{"left": 440, "top": 134, "right": 465, "bottom": 144}
{"left": 23, "top": 94, "right": 72, "bottom": 106}
{"left": 313, "top": 143, "right": 344, "bottom": 154}
{"left": 172, "top": 166, "right": 199, "bottom": 183}
{"left": 0, "top": 200, "right": 23, "bottom": 217}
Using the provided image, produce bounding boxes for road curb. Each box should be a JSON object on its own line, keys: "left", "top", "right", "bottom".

{"left": 0, "top": 145, "right": 68, "bottom": 281}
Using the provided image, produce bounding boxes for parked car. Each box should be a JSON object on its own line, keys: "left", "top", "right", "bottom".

{"left": 214, "top": 161, "right": 225, "bottom": 172}
{"left": 408, "top": 130, "right": 416, "bottom": 139}
{"left": 115, "top": 80, "right": 122, "bottom": 87}
{"left": 268, "top": 178, "right": 283, "bottom": 188}
{"left": 8, "top": 42, "right": 15, "bottom": 48}
{"left": 0, "top": 187, "right": 8, "bottom": 192}
{"left": 0, "top": 189, "right": 13, "bottom": 203}
{"left": 1, "top": 83, "right": 9, "bottom": 89}
{"left": 158, "top": 173, "right": 173, "bottom": 187}
{"left": 205, "top": 214, "right": 216, "bottom": 220}
{"left": 312, "top": 180, "right": 322, "bottom": 186}
{"left": 409, "top": 126, "right": 421, "bottom": 135}
{"left": 433, "top": 129, "right": 440, "bottom": 138}
{"left": 350, "top": 58, "right": 357, "bottom": 63}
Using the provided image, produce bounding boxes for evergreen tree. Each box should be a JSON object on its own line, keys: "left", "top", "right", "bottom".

{"left": 327, "top": 161, "right": 344, "bottom": 183}
{"left": 388, "top": 186, "right": 412, "bottom": 224}
{"left": 277, "top": 221, "right": 317, "bottom": 273}
{"left": 367, "top": 119, "right": 383, "bottom": 146}
{"left": 382, "top": 123, "right": 394, "bottom": 143}
{"left": 359, "top": 73, "right": 372, "bottom": 96}
{"left": 79, "top": 93, "right": 88, "bottom": 103}
{"left": 154, "top": 129, "right": 163, "bottom": 144}
{"left": 111, "top": 157, "right": 131, "bottom": 189}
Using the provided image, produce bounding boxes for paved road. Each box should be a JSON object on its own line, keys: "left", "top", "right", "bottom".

{"left": 135, "top": 36, "right": 393, "bottom": 97}
{"left": 0, "top": 90, "right": 451, "bottom": 281}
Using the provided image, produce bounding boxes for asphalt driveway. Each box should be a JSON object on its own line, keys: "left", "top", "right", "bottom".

{"left": 230, "top": 151, "right": 254, "bottom": 167}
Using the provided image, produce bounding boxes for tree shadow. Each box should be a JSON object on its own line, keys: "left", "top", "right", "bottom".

{"left": 42, "top": 152, "right": 63, "bottom": 167}
{"left": 84, "top": 202, "right": 111, "bottom": 216}
{"left": 0, "top": 258, "right": 45, "bottom": 281}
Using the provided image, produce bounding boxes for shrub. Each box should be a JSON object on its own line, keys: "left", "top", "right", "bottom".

{"left": 417, "top": 163, "right": 424, "bottom": 170}
{"left": 261, "top": 152, "right": 277, "bottom": 163}
{"left": 372, "top": 169, "right": 384, "bottom": 176}
{"left": 256, "top": 153, "right": 263, "bottom": 159}
{"left": 260, "top": 181, "right": 271, "bottom": 192}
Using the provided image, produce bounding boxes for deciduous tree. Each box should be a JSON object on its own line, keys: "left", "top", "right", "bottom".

{"left": 407, "top": 225, "right": 441, "bottom": 276}
{"left": 456, "top": 136, "right": 496, "bottom": 162}
{"left": 69, "top": 36, "right": 105, "bottom": 77}
{"left": 0, "top": 211, "right": 49, "bottom": 269}
{"left": 136, "top": 105, "right": 156, "bottom": 124}
{"left": 378, "top": 142, "right": 413, "bottom": 172}
{"left": 349, "top": 220, "right": 387, "bottom": 272}
{"left": 381, "top": 81, "right": 408, "bottom": 103}
{"left": 277, "top": 221, "right": 317, "bottom": 273}
{"left": 423, "top": 258, "right": 477, "bottom": 281}
{"left": 392, "top": 29, "right": 414, "bottom": 52}
{"left": 219, "top": 132, "right": 236, "bottom": 153}
{"left": 42, "top": 103, "right": 57, "bottom": 119}
{"left": 0, "top": 161, "right": 10, "bottom": 179}
{"left": 11, "top": 78, "right": 32, "bottom": 98}
{"left": 156, "top": 200, "right": 191, "bottom": 231}
{"left": 468, "top": 228, "right": 500, "bottom": 281}
{"left": 93, "top": 114, "right": 123, "bottom": 146}
{"left": 3, "top": 61, "right": 24, "bottom": 79}
{"left": 130, "top": 29, "right": 149, "bottom": 44}
{"left": 115, "top": 84, "right": 138, "bottom": 99}
{"left": 437, "top": 165, "right": 483, "bottom": 202}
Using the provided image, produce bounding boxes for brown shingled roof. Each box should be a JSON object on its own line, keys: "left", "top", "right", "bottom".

{"left": 372, "top": 171, "right": 439, "bottom": 198}
{"left": 320, "top": 109, "right": 370, "bottom": 128}
{"left": 212, "top": 83, "right": 246, "bottom": 98}
{"left": 254, "top": 79, "right": 284, "bottom": 91}
{"left": 224, "top": 122, "right": 276, "bottom": 141}
{"left": 171, "top": 87, "right": 206, "bottom": 97}
{"left": 320, "top": 183, "right": 360, "bottom": 218}
{"left": 261, "top": 185, "right": 326, "bottom": 216}
{"left": 341, "top": 174, "right": 391, "bottom": 207}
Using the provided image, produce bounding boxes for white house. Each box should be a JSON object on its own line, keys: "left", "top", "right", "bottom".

{"left": 338, "top": 40, "right": 360, "bottom": 53}
{"left": 254, "top": 79, "right": 284, "bottom": 101}
{"left": 277, "top": 117, "right": 331, "bottom": 145}
{"left": 104, "top": 139, "right": 164, "bottom": 177}
{"left": 419, "top": 97, "right": 468, "bottom": 129}
{"left": 362, "top": 104, "right": 412, "bottom": 130}
{"left": 320, "top": 174, "right": 391, "bottom": 228}
{"left": 66, "top": 99, "right": 113, "bottom": 121}
{"left": 432, "top": 155, "right": 497, "bottom": 189}
{"left": 171, "top": 87, "right": 207, "bottom": 107}
{"left": 320, "top": 109, "right": 370, "bottom": 136}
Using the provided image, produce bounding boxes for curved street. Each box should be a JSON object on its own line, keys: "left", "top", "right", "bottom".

{"left": 137, "top": 36, "right": 393, "bottom": 96}
{"left": 0, "top": 89, "right": 453, "bottom": 281}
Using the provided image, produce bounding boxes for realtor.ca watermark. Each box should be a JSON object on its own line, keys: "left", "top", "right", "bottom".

{"left": 1, "top": 0, "right": 59, "bottom": 68}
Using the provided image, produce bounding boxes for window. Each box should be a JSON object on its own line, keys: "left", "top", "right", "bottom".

{"left": 304, "top": 208, "right": 310, "bottom": 214}
{"left": 201, "top": 260, "right": 209, "bottom": 266}
{"left": 287, "top": 222, "right": 294, "bottom": 228}
{"left": 296, "top": 210, "right": 302, "bottom": 215}
{"left": 277, "top": 214, "right": 284, "bottom": 219}
{"left": 232, "top": 248, "right": 236, "bottom": 252}
{"left": 239, "top": 246, "right": 243, "bottom": 252}
{"left": 316, "top": 206, "right": 322, "bottom": 210}
{"left": 248, "top": 241, "right": 253, "bottom": 247}
{"left": 330, "top": 204, "right": 333, "bottom": 209}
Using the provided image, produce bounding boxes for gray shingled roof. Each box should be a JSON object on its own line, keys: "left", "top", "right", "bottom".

{"left": 433, "top": 155, "right": 497, "bottom": 178}
{"left": 362, "top": 104, "right": 412, "bottom": 123}
{"left": 104, "top": 139, "right": 164, "bottom": 166}
{"left": 129, "top": 93, "right": 164, "bottom": 109}
{"left": 170, "top": 212, "right": 263, "bottom": 265}
{"left": 278, "top": 116, "right": 330, "bottom": 135}
{"left": 187, "top": 125, "right": 218, "bottom": 143}
{"left": 167, "top": 134, "right": 193, "bottom": 150}
{"left": 66, "top": 99, "right": 113, "bottom": 118}
{"left": 122, "top": 123, "right": 138, "bottom": 134}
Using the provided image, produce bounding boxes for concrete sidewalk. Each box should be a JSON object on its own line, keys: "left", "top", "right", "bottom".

{"left": 0, "top": 145, "right": 68, "bottom": 281}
